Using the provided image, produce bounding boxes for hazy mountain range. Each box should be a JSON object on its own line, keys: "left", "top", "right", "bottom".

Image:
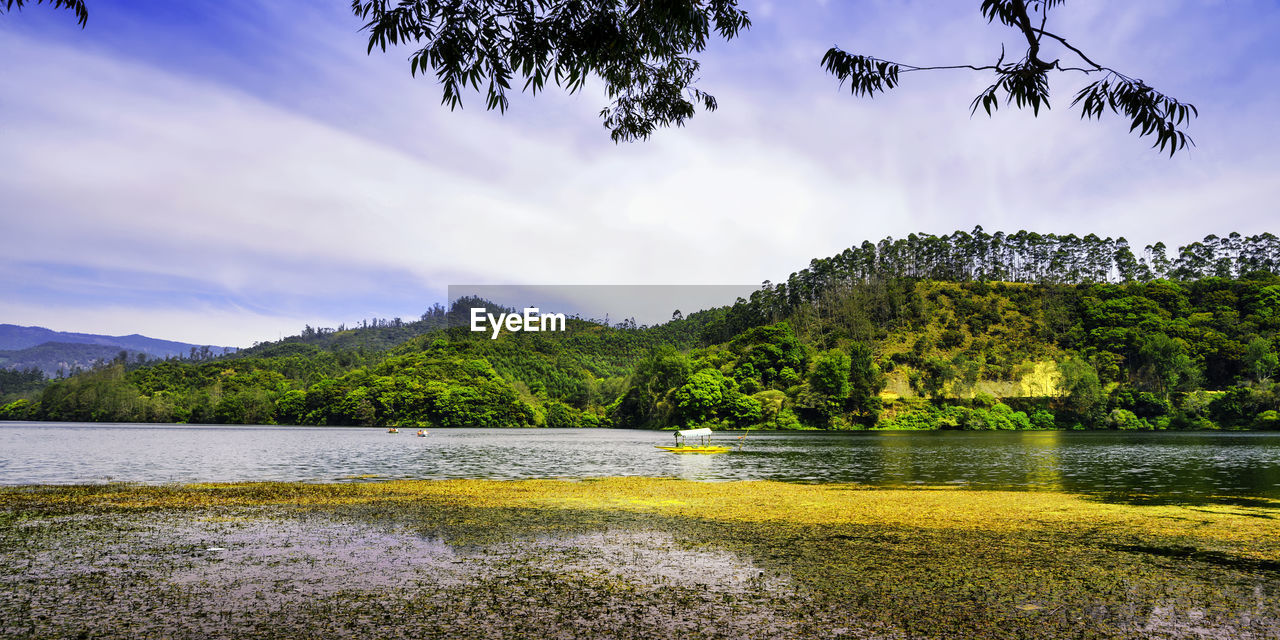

{"left": 0, "top": 324, "right": 234, "bottom": 376}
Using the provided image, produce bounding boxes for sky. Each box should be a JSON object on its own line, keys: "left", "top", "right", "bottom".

{"left": 1, "top": 0, "right": 1277, "bottom": 347}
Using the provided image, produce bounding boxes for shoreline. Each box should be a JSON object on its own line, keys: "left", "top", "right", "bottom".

{"left": 3, "top": 419, "right": 1277, "bottom": 432}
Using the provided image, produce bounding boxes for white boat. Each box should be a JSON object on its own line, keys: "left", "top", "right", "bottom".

{"left": 655, "top": 427, "right": 731, "bottom": 454}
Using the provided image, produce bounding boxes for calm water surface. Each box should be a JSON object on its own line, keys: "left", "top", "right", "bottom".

{"left": 1, "top": 423, "right": 1278, "bottom": 502}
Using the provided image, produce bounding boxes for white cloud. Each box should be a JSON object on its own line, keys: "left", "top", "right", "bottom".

{"left": 1, "top": 1, "right": 1278, "bottom": 345}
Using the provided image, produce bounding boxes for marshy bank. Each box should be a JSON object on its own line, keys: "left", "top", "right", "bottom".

{"left": 2, "top": 479, "right": 1278, "bottom": 639}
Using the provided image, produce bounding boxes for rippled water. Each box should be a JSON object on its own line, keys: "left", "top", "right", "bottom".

{"left": 1, "top": 423, "right": 1278, "bottom": 501}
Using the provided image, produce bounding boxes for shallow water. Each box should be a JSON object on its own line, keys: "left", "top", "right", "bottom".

{"left": 0, "top": 508, "right": 879, "bottom": 640}
{"left": 1, "top": 423, "right": 1278, "bottom": 501}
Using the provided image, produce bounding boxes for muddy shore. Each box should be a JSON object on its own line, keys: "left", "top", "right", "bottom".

{"left": 2, "top": 479, "right": 1277, "bottom": 639}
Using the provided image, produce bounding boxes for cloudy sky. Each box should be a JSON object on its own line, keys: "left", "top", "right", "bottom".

{"left": 1, "top": 0, "right": 1277, "bottom": 347}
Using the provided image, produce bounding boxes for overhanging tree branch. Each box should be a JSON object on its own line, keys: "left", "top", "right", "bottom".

{"left": 7, "top": 0, "right": 1196, "bottom": 153}
{"left": 825, "top": 0, "right": 1195, "bottom": 155}
{"left": 355, "top": 0, "right": 1196, "bottom": 151}
{"left": 1033, "top": 29, "right": 1107, "bottom": 72}
{"left": 1, "top": 0, "right": 87, "bottom": 26}
{"left": 352, "top": 0, "right": 750, "bottom": 143}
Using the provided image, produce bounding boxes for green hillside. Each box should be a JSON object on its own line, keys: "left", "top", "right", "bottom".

{"left": 4, "top": 230, "right": 1278, "bottom": 431}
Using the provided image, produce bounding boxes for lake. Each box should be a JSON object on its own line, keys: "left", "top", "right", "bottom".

{"left": 1, "top": 423, "right": 1278, "bottom": 502}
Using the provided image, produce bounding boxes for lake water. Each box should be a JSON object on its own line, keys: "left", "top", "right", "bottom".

{"left": 1, "top": 423, "right": 1278, "bottom": 503}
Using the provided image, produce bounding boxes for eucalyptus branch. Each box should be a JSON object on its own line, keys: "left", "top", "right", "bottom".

{"left": 899, "top": 64, "right": 1001, "bottom": 73}
{"left": 1033, "top": 29, "right": 1110, "bottom": 73}
{"left": 825, "top": 0, "right": 1196, "bottom": 156}
{"left": 1007, "top": 0, "right": 1049, "bottom": 69}
{"left": 1071, "top": 74, "right": 1197, "bottom": 156}
{"left": 354, "top": 0, "right": 751, "bottom": 143}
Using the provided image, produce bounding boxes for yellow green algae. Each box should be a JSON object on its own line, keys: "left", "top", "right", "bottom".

{"left": 2, "top": 479, "right": 1277, "bottom": 639}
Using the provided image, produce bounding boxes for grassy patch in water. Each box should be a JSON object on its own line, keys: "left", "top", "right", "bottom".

{"left": 2, "top": 479, "right": 1278, "bottom": 639}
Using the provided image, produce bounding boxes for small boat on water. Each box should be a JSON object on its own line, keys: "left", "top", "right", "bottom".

{"left": 655, "top": 427, "right": 732, "bottom": 454}
{"left": 416, "top": 430, "right": 428, "bottom": 437}
{"left": 387, "top": 428, "right": 399, "bottom": 434}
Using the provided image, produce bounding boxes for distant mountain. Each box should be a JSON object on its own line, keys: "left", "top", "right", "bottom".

{"left": 0, "top": 342, "right": 138, "bottom": 377}
{"left": 0, "top": 324, "right": 231, "bottom": 355}
{"left": 0, "top": 325, "right": 235, "bottom": 377}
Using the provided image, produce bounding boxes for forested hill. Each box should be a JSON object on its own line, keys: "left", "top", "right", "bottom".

{"left": 4, "top": 230, "right": 1278, "bottom": 432}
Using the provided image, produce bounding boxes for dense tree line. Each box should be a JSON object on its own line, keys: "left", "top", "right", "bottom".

{"left": 728, "top": 229, "right": 1279, "bottom": 330}
{"left": 702, "top": 229, "right": 1280, "bottom": 344}
{"left": 0, "top": 367, "right": 45, "bottom": 404}
{"left": 867, "top": 278, "right": 1280, "bottom": 431}
{"left": 611, "top": 323, "right": 886, "bottom": 431}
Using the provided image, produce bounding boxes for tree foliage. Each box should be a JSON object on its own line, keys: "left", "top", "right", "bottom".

{"left": 351, "top": 0, "right": 749, "bottom": 142}
{"left": 824, "top": 1, "right": 1197, "bottom": 155}
{"left": 1, "top": 0, "right": 86, "bottom": 26}
{"left": 7, "top": 1, "right": 1200, "bottom": 152}
{"left": 355, "top": 1, "right": 1194, "bottom": 152}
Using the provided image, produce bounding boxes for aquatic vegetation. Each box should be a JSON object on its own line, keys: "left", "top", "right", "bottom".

{"left": 2, "top": 479, "right": 1277, "bottom": 638}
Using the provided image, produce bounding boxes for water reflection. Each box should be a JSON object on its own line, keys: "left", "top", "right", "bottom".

{"left": 0, "top": 423, "right": 1278, "bottom": 505}
{"left": 673, "top": 451, "right": 720, "bottom": 481}
{"left": 1018, "top": 431, "right": 1063, "bottom": 492}
{"left": 875, "top": 432, "right": 916, "bottom": 485}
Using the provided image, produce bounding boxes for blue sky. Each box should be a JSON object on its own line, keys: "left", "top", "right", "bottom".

{"left": 1, "top": 1, "right": 1278, "bottom": 347}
